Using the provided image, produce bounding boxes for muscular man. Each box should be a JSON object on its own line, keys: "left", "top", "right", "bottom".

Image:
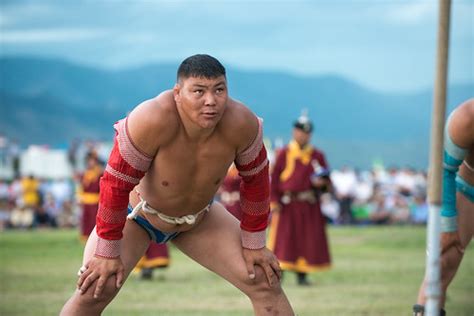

{"left": 60, "top": 54, "right": 294, "bottom": 315}
{"left": 413, "top": 98, "right": 474, "bottom": 316}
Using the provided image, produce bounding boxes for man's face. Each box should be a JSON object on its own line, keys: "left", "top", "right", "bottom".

{"left": 87, "top": 157, "right": 97, "bottom": 169}
{"left": 293, "top": 128, "right": 311, "bottom": 146}
{"left": 174, "top": 75, "right": 228, "bottom": 129}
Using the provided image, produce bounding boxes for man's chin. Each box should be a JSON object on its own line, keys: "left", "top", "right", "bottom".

{"left": 198, "top": 119, "right": 219, "bottom": 129}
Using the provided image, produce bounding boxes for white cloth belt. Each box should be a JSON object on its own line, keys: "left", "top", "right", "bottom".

{"left": 127, "top": 194, "right": 210, "bottom": 225}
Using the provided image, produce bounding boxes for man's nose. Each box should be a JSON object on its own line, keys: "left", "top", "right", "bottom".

{"left": 204, "top": 92, "right": 216, "bottom": 106}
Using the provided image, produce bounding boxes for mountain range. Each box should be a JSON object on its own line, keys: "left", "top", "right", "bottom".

{"left": 0, "top": 56, "right": 472, "bottom": 169}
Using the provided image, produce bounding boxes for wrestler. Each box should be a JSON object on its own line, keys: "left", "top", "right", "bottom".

{"left": 413, "top": 98, "right": 474, "bottom": 316}
{"left": 60, "top": 54, "right": 294, "bottom": 316}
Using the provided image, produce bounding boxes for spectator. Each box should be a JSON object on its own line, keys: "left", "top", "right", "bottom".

{"left": 268, "top": 113, "right": 331, "bottom": 286}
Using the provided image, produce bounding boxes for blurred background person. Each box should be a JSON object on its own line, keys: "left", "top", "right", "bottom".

{"left": 218, "top": 163, "right": 242, "bottom": 221}
{"left": 77, "top": 152, "right": 103, "bottom": 242}
{"left": 330, "top": 166, "right": 357, "bottom": 224}
{"left": 20, "top": 174, "right": 40, "bottom": 227}
{"left": 133, "top": 244, "right": 171, "bottom": 280}
{"left": 268, "top": 113, "right": 331, "bottom": 286}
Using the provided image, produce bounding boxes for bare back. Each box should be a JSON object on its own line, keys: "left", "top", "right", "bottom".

{"left": 126, "top": 90, "right": 258, "bottom": 231}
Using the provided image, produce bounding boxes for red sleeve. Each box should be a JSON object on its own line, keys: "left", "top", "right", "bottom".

{"left": 95, "top": 118, "right": 152, "bottom": 258}
{"left": 235, "top": 118, "right": 270, "bottom": 249}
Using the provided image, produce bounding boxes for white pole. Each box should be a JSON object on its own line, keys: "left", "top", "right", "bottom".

{"left": 426, "top": 0, "right": 451, "bottom": 315}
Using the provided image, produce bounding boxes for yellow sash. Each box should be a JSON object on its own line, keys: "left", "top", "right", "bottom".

{"left": 280, "top": 140, "right": 313, "bottom": 182}
{"left": 80, "top": 192, "right": 100, "bottom": 204}
{"left": 82, "top": 166, "right": 102, "bottom": 187}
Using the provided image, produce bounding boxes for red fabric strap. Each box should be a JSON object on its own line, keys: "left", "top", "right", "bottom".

{"left": 95, "top": 118, "right": 152, "bottom": 257}
{"left": 235, "top": 118, "right": 270, "bottom": 249}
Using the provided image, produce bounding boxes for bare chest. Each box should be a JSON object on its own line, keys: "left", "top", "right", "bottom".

{"left": 138, "top": 138, "right": 236, "bottom": 213}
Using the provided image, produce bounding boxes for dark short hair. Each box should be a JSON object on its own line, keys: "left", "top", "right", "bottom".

{"left": 177, "top": 54, "right": 226, "bottom": 82}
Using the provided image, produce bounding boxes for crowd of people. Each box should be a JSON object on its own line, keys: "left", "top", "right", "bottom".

{"left": 0, "top": 175, "right": 76, "bottom": 230}
{"left": 0, "top": 147, "right": 432, "bottom": 230}
{"left": 0, "top": 147, "right": 430, "bottom": 232}
{"left": 322, "top": 165, "right": 429, "bottom": 226}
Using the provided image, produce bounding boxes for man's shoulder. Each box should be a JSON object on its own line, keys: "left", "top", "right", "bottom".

{"left": 130, "top": 91, "right": 178, "bottom": 128}
{"left": 224, "top": 99, "right": 259, "bottom": 129}
{"left": 312, "top": 146, "right": 325, "bottom": 155}
{"left": 220, "top": 98, "right": 259, "bottom": 151}
{"left": 126, "top": 90, "right": 179, "bottom": 153}
{"left": 452, "top": 99, "right": 474, "bottom": 123}
{"left": 310, "top": 146, "right": 327, "bottom": 162}
{"left": 449, "top": 98, "right": 474, "bottom": 148}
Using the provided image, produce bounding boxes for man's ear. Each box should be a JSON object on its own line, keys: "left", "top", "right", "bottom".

{"left": 173, "top": 83, "right": 180, "bottom": 103}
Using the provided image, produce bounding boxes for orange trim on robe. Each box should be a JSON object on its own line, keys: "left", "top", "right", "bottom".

{"left": 134, "top": 243, "right": 170, "bottom": 271}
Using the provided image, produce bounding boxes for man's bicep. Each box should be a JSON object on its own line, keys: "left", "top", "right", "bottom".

{"left": 236, "top": 111, "right": 260, "bottom": 155}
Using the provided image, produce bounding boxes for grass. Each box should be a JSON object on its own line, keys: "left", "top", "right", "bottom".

{"left": 0, "top": 226, "right": 473, "bottom": 315}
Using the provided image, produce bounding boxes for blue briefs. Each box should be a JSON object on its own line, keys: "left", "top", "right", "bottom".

{"left": 127, "top": 205, "right": 180, "bottom": 244}
{"left": 456, "top": 175, "right": 474, "bottom": 203}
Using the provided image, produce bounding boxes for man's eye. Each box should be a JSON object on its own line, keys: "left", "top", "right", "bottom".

{"left": 194, "top": 90, "right": 203, "bottom": 94}
{"left": 216, "top": 88, "right": 224, "bottom": 93}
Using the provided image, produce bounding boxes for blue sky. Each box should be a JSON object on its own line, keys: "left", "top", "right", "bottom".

{"left": 0, "top": 0, "right": 472, "bottom": 92}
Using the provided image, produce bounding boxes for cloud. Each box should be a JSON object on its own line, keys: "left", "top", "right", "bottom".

{"left": 0, "top": 28, "right": 110, "bottom": 43}
{"left": 386, "top": 1, "right": 436, "bottom": 24}
{"left": 0, "top": 2, "right": 59, "bottom": 27}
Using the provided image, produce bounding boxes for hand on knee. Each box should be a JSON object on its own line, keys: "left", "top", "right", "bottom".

{"left": 76, "top": 276, "right": 120, "bottom": 309}
{"left": 243, "top": 265, "right": 283, "bottom": 300}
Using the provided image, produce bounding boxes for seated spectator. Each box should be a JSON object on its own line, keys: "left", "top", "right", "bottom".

{"left": 320, "top": 193, "right": 340, "bottom": 224}
{"left": 10, "top": 205, "right": 34, "bottom": 229}
{"left": 410, "top": 192, "right": 428, "bottom": 225}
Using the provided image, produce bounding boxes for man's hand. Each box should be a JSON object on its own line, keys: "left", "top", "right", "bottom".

{"left": 242, "top": 247, "right": 282, "bottom": 287}
{"left": 77, "top": 256, "right": 124, "bottom": 299}
{"left": 311, "top": 177, "right": 327, "bottom": 188}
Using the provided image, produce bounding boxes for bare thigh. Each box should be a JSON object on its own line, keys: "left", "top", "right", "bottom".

{"left": 172, "top": 202, "right": 251, "bottom": 293}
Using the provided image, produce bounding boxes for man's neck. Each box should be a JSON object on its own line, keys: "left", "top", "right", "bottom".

{"left": 294, "top": 141, "right": 308, "bottom": 149}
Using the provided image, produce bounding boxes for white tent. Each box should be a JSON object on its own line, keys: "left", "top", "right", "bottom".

{"left": 20, "top": 146, "right": 73, "bottom": 179}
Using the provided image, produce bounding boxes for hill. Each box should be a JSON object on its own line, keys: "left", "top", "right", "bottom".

{"left": 0, "top": 56, "right": 472, "bottom": 168}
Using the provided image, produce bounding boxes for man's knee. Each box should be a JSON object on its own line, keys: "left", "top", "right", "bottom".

{"left": 242, "top": 266, "right": 283, "bottom": 300}
{"left": 76, "top": 277, "right": 120, "bottom": 310}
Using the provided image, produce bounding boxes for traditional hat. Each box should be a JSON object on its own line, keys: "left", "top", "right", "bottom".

{"left": 293, "top": 109, "right": 313, "bottom": 133}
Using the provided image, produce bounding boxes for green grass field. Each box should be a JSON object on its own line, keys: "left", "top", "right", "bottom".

{"left": 1, "top": 226, "right": 473, "bottom": 316}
